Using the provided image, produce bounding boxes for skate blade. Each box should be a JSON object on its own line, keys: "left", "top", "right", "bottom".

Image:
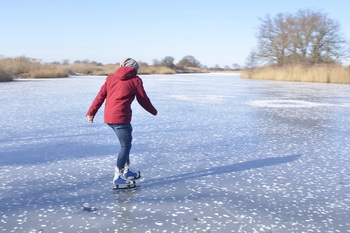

{"left": 113, "top": 184, "right": 140, "bottom": 190}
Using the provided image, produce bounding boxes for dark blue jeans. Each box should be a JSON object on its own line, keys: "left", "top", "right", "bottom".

{"left": 108, "top": 124, "right": 133, "bottom": 170}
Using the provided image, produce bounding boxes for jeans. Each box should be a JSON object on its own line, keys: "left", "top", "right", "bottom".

{"left": 108, "top": 123, "right": 133, "bottom": 170}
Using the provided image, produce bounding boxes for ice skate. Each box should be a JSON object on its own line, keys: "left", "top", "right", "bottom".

{"left": 113, "top": 168, "right": 136, "bottom": 189}
{"left": 123, "top": 165, "right": 141, "bottom": 180}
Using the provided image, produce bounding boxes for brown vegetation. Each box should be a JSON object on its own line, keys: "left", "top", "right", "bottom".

{"left": 69, "top": 63, "right": 116, "bottom": 76}
{"left": 0, "top": 69, "right": 12, "bottom": 82}
{"left": 28, "top": 65, "right": 69, "bottom": 78}
{"left": 0, "top": 57, "right": 69, "bottom": 80}
{"left": 1, "top": 56, "right": 349, "bottom": 85}
{"left": 69, "top": 62, "right": 177, "bottom": 75}
{"left": 241, "top": 65, "right": 350, "bottom": 84}
{"left": 0, "top": 56, "right": 211, "bottom": 81}
{"left": 138, "top": 62, "right": 176, "bottom": 74}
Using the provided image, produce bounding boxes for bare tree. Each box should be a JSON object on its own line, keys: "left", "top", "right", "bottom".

{"left": 254, "top": 9, "right": 348, "bottom": 66}
{"left": 177, "top": 55, "right": 201, "bottom": 68}
{"left": 161, "top": 56, "right": 175, "bottom": 69}
{"left": 245, "top": 50, "right": 259, "bottom": 69}
{"left": 232, "top": 63, "right": 241, "bottom": 70}
{"left": 152, "top": 59, "right": 161, "bottom": 66}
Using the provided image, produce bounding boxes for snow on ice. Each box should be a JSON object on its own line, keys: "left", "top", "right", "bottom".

{"left": 0, "top": 73, "right": 350, "bottom": 232}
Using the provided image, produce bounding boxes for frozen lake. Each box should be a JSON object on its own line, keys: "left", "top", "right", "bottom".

{"left": 1, "top": 73, "right": 350, "bottom": 232}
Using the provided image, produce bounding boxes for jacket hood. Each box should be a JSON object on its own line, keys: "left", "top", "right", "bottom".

{"left": 113, "top": 66, "right": 137, "bottom": 80}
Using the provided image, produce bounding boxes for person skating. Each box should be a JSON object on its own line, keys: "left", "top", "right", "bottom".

{"left": 86, "top": 58, "right": 157, "bottom": 187}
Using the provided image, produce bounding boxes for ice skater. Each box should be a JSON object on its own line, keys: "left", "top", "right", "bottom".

{"left": 86, "top": 58, "right": 157, "bottom": 187}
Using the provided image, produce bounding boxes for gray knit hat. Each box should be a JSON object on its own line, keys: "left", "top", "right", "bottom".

{"left": 120, "top": 58, "right": 139, "bottom": 72}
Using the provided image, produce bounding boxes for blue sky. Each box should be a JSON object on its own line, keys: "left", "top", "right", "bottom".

{"left": 1, "top": 0, "right": 350, "bottom": 67}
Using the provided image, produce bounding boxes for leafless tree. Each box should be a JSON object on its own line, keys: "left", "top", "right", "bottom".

{"left": 254, "top": 9, "right": 348, "bottom": 66}
{"left": 161, "top": 56, "right": 175, "bottom": 69}
{"left": 245, "top": 50, "right": 259, "bottom": 69}
{"left": 177, "top": 55, "right": 201, "bottom": 68}
{"left": 232, "top": 63, "right": 241, "bottom": 70}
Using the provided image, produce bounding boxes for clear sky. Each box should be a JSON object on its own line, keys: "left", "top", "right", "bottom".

{"left": 1, "top": 0, "right": 350, "bottom": 68}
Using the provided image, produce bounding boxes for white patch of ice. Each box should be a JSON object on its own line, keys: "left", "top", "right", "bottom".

{"left": 167, "top": 94, "right": 233, "bottom": 104}
{"left": 247, "top": 100, "right": 335, "bottom": 108}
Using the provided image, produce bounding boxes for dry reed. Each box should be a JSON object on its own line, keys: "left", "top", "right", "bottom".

{"left": 28, "top": 65, "right": 69, "bottom": 78}
{"left": 69, "top": 62, "right": 176, "bottom": 75}
{"left": 0, "top": 57, "right": 69, "bottom": 79}
{"left": 241, "top": 65, "right": 350, "bottom": 84}
{"left": 69, "top": 63, "right": 101, "bottom": 75}
{"left": 0, "top": 56, "right": 217, "bottom": 81}
{"left": 89, "top": 64, "right": 117, "bottom": 76}
{"left": 139, "top": 65, "right": 176, "bottom": 75}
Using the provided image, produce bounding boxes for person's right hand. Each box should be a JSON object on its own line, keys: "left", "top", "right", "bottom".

{"left": 87, "top": 115, "right": 94, "bottom": 123}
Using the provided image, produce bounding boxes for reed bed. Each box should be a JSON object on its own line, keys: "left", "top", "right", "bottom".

{"left": 88, "top": 64, "right": 117, "bottom": 76}
{"left": 28, "top": 65, "right": 69, "bottom": 78}
{"left": 0, "top": 55, "right": 216, "bottom": 82}
{"left": 69, "top": 63, "right": 176, "bottom": 75}
{"left": 241, "top": 65, "right": 350, "bottom": 84}
{"left": 0, "top": 57, "right": 69, "bottom": 79}
{"left": 139, "top": 63, "right": 176, "bottom": 74}
{"left": 68, "top": 63, "right": 111, "bottom": 75}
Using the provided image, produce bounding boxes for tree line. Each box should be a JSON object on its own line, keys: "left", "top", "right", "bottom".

{"left": 61, "top": 55, "right": 239, "bottom": 71}
{"left": 0, "top": 54, "right": 239, "bottom": 81}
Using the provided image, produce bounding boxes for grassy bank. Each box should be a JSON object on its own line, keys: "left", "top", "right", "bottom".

{"left": 66, "top": 62, "right": 177, "bottom": 75}
{"left": 0, "top": 57, "right": 188, "bottom": 81}
{"left": 0, "top": 57, "right": 69, "bottom": 81}
{"left": 241, "top": 65, "right": 350, "bottom": 84}
{"left": 139, "top": 63, "right": 176, "bottom": 74}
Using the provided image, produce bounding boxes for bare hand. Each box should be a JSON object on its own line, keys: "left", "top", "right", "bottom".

{"left": 87, "top": 115, "right": 94, "bottom": 123}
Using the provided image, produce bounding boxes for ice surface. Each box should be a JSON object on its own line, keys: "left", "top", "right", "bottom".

{"left": 1, "top": 73, "right": 350, "bottom": 232}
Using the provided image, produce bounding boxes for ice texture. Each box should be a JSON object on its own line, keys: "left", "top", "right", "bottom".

{"left": 1, "top": 73, "right": 350, "bottom": 232}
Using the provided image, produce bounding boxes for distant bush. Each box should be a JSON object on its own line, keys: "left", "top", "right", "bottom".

{"left": 177, "top": 55, "right": 201, "bottom": 68}
{"left": 241, "top": 64, "right": 350, "bottom": 84}
{"left": 0, "top": 69, "right": 13, "bottom": 82}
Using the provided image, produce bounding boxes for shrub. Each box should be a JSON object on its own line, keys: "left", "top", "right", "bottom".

{"left": 0, "top": 69, "right": 13, "bottom": 82}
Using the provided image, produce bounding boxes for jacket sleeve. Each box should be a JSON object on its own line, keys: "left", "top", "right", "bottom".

{"left": 134, "top": 78, "right": 158, "bottom": 115}
{"left": 86, "top": 81, "right": 107, "bottom": 117}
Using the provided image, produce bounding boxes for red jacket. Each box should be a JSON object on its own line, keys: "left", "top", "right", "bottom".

{"left": 87, "top": 67, "right": 157, "bottom": 124}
